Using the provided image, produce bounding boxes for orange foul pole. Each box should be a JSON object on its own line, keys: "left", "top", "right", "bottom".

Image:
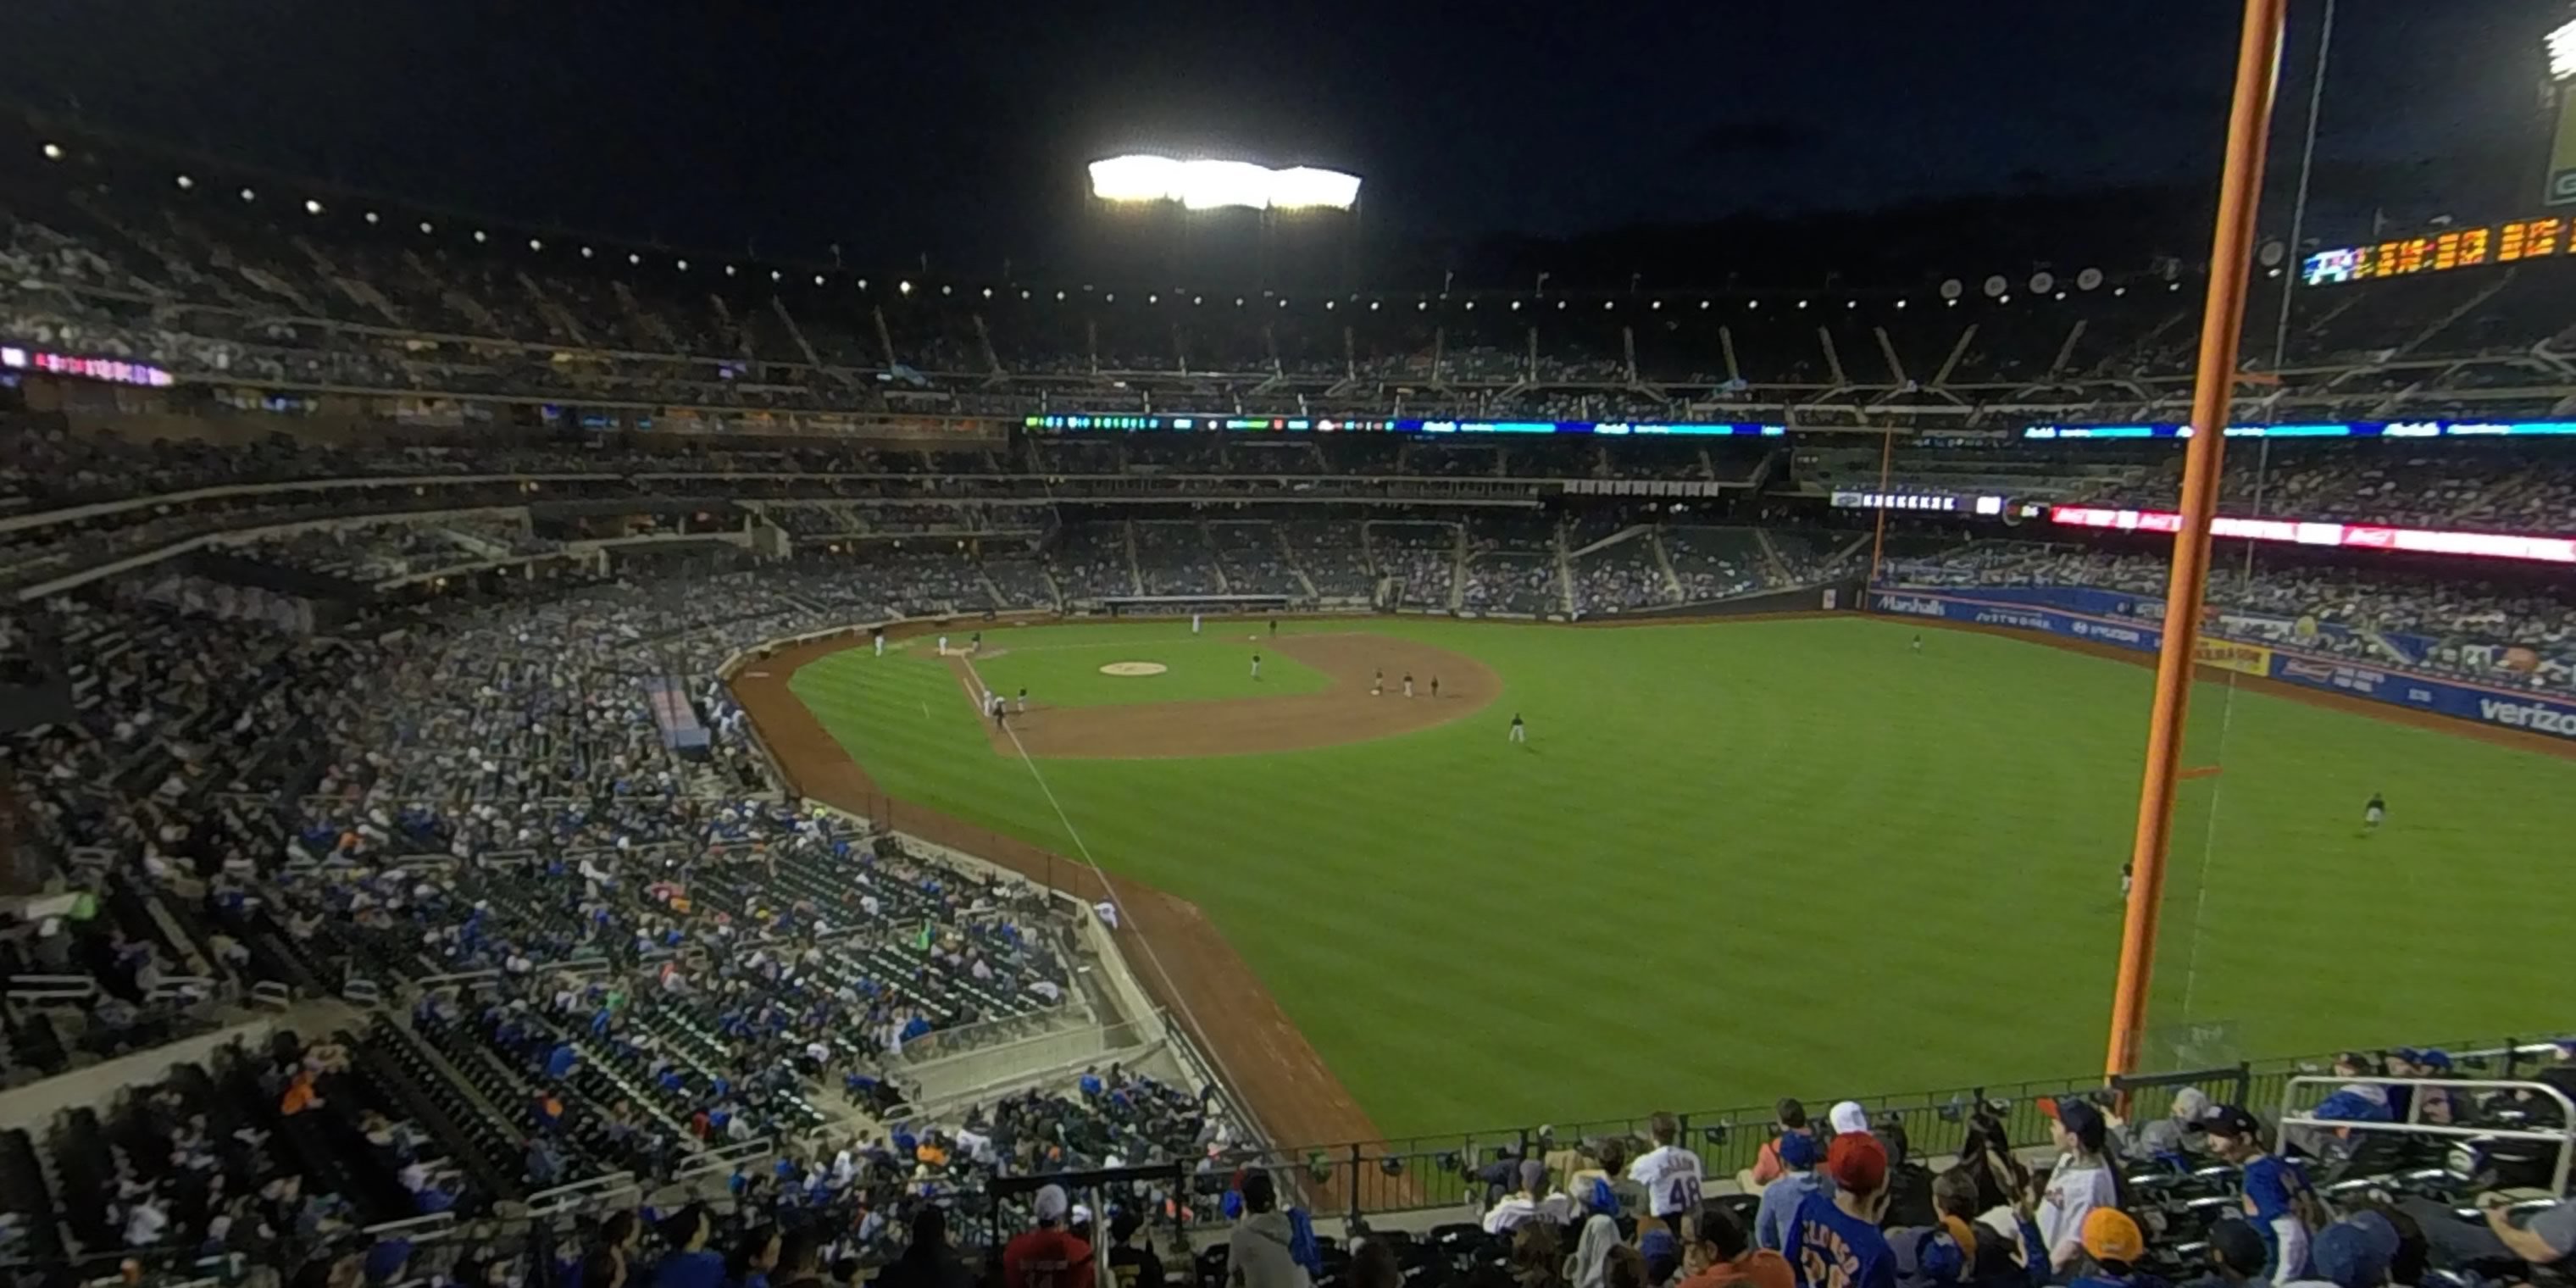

{"left": 2105, "top": 0, "right": 2291, "bottom": 1081}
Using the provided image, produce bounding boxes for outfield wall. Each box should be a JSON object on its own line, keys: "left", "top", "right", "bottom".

{"left": 1869, "top": 586, "right": 2576, "bottom": 743}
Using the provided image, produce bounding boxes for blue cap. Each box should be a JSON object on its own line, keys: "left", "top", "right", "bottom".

{"left": 2313, "top": 1213, "right": 2398, "bottom": 1288}
{"left": 364, "top": 1239, "right": 414, "bottom": 1285}
{"left": 2415, "top": 1049, "right": 2453, "bottom": 1071}
{"left": 1779, "top": 1131, "right": 1822, "bottom": 1169}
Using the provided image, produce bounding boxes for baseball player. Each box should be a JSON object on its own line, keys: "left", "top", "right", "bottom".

{"left": 938, "top": 634, "right": 950, "bottom": 656}
{"left": 2363, "top": 791, "right": 2386, "bottom": 833}
{"left": 1191, "top": 613, "right": 1202, "bottom": 635}
{"left": 970, "top": 630, "right": 983, "bottom": 655}
{"left": 1017, "top": 687, "right": 1030, "bottom": 713}
{"left": 1509, "top": 713, "right": 1526, "bottom": 744}
{"left": 873, "top": 630, "right": 886, "bottom": 658}
{"left": 1371, "top": 669, "right": 1384, "bottom": 697}
{"left": 1430, "top": 675, "right": 1441, "bottom": 699}
{"left": 1250, "top": 652, "right": 1263, "bottom": 680}
{"left": 1402, "top": 673, "right": 1414, "bottom": 698}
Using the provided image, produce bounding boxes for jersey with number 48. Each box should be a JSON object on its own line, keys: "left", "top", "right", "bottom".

{"left": 1628, "top": 1144, "right": 1705, "bottom": 1219}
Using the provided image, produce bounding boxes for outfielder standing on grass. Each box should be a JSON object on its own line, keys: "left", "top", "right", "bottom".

{"left": 873, "top": 629, "right": 886, "bottom": 657}
{"left": 1510, "top": 713, "right": 1526, "bottom": 744}
{"left": 1250, "top": 652, "right": 1262, "bottom": 680}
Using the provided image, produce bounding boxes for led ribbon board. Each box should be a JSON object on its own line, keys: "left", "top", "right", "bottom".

{"left": 2024, "top": 420, "right": 2576, "bottom": 440}
{"left": 2049, "top": 505, "right": 2576, "bottom": 566}
{"left": 1024, "top": 414, "right": 1785, "bottom": 436}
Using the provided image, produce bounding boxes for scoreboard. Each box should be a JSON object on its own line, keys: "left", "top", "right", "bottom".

{"left": 2299, "top": 216, "right": 2576, "bottom": 286}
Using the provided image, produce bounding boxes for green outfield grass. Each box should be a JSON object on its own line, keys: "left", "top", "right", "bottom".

{"left": 790, "top": 617, "right": 2576, "bottom": 1141}
{"left": 942, "top": 621, "right": 1329, "bottom": 708}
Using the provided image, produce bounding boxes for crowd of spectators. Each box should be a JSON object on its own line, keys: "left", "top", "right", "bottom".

{"left": 0, "top": 533, "right": 1291, "bottom": 1279}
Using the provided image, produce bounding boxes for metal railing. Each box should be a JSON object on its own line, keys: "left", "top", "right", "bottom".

{"left": 1262, "top": 1035, "right": 2569, "bottom": 1223}
{"left": 2278, "top": 1074, "right": 2576, "bottom": 1196}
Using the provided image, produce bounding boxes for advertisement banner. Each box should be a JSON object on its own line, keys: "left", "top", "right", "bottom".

{"left": 2194, "top": 640, "right": 2272, "bottom": 677}
{"left": 1869, "top": 589, "right": 2576, "bottom": 742}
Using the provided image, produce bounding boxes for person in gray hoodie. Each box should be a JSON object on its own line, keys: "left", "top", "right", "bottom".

{"left": 1228, "top": 1172, "right": 1312, "bottom": 1288}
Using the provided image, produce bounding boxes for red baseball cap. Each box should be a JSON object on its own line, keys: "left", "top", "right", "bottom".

{"left": 1825, "top": 1131, "right": 1888, "bottom": 1194}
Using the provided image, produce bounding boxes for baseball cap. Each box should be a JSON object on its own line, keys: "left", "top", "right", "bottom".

{"left": 1824, "top": 1132, "right": 1889, "bottom": 1195}
{"left": 2414, "top": 1048, "right": 2454, "bottom": 1071}
{"left": 364, "top": 1239, "right": 414, "bottom": 1285}
{"left": 2080, "top": 1209, "right": 2145, "bottom": 1265}
{"left": 1829, "top": 1100, "right": 1870, "bottom": 1135}
{"left": 2198, "top": 1104, "right": 2262, "bottom": 1141}
{"left": 2054, "top": 1098, "right": 2105, "bottom": 1141}
{"left": 1640, "top": 1226, "right": 1679, "bottom": 1280}
{"left": 2312, "top": 1215, "right": 2396, "bottom": 1288}
{"left": 2206, "top": 1219, "right": 2268, "bottom": 1276}
{"left": 1778, "top": 1130, "right": 1822, "bottom": 1169}
{"left": 1888, "top": 1226, "right": 1964, "bottom": 1288}
{"left": 1034, "top": 1184, "right": 1069, "bottom": 1224}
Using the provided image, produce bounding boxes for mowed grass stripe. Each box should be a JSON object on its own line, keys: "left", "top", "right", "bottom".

{"left": 783, "top": 618, "right": 2576, "bottom": 1137}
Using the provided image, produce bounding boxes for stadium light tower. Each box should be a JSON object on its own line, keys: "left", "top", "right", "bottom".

{"left": 1086, "top": 154, "right": 1361, "bottom": 210}
{"left": 2106, "top": 0, "right": 2290, "bottom": 1085}
{"left": 1084, "top": 153, "right": 1363, "bottom": 294}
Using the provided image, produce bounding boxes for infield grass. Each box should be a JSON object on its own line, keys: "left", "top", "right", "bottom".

{"left": 935, "top": 621, "right": 1328, "bottom": 708}
{"left": 790, "top": 616, "right": 2576, "bottom": 1140}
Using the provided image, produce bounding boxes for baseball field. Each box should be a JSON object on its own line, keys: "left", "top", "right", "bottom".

{"left": 749, "top": 614, "right": 2576, "bottom": 1143}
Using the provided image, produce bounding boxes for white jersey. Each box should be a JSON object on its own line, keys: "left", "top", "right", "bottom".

{"left": 1628, "top": 1144, "right": 1704, "bottom": 1218}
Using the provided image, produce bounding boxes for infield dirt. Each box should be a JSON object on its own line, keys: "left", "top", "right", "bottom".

{"left": 950, "top": 630, "right": 1501, "bottom": 758}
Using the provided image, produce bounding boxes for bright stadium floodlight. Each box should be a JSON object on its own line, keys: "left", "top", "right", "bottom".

{"left": 1086, "top": 153, "right": 1360, "bottom": 211}
{"left": 2550, "top": 17, "right": 2576, "bottom": 80}
{"left": 1272, "top": 166, "right": 1362, "bottom": 209}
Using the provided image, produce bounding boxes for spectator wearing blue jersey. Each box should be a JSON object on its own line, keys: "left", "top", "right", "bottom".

{"left": 1757, "top": 1131, "right": 1824, "bottom": 1252}
{"left": 2202, "top": 1106, "right": 2316, "bottom": 1283}
{"left": 1785, "top": 1133, "right": 1896, "bottom": 1288}
{"left": 2311, "top": 1054, "right": 2394, "bottom": 1124}
{"left": 649, "top": 1207, "right": 724, "bottom": 1288}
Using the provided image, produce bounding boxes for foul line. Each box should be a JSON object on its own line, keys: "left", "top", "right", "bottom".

{"left": 952, "top": 652, "right": 1269, "bottom": 1144}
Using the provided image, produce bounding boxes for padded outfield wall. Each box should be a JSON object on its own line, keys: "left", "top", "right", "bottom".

{"left": 1868, "top": 586, "right": 2576, "bottom": 743}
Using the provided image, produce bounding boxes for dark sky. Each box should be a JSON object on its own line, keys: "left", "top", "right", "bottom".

{"left": 6, "top": 0, "right": 2552, "bottom": 267}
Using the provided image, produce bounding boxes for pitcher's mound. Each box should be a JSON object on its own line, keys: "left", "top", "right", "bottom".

{"left": 1100, "top": 662, "right": 1169, "bottom": 676}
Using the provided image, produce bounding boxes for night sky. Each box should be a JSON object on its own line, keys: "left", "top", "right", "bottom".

{"left": 5, "top": 0, "right": 2551, "bottom": 266}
